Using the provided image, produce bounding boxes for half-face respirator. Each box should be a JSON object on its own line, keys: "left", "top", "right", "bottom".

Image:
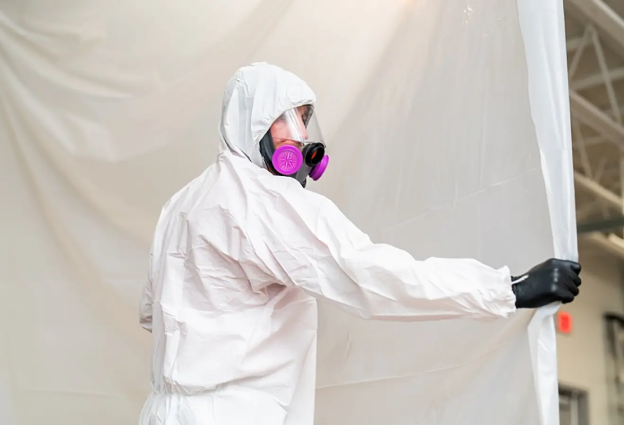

{"left": 259, "top": 105, "right": 329, "bottom": 187}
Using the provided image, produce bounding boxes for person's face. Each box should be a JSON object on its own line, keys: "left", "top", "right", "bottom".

{"left": 269, "top": 106, "right": 310, "bottom": 149}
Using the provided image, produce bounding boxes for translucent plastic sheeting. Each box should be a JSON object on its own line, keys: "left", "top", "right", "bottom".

{"left": 0, "top": 0, "right": 575, "bottom": 425}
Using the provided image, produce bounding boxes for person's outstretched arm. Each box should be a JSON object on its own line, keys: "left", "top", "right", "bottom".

{"left": 243, "top": 186, "right": 519, "bottom": 322}
{"left": 242, "top": 181, "right": 580, "bottom": 321}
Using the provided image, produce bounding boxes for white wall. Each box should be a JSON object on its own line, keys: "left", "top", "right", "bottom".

{"left": 557, "top": 241, "right": 624, "bottom": 425}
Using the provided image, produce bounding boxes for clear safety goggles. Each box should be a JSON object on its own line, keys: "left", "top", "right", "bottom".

{"left": 269, "top": 105, "right": 325, "bottom": 147}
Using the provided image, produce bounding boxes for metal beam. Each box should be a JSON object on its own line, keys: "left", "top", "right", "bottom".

{"left": 595, "top": 155, "right": 609, "bottom": 181}
{"left": 578, "top": 215, "right": 624, "bottom": 233}
{"left": 573, "top": 135, "right": 611, "bottom": 148}
{"left": 567, "top": 0, "right": 624, "bottom": 52}
{"left": 582, "top": 233, "right": 624, "bottom": 260}
{"left": 569, "top": 26, "right": 593, "bottom": 81}
{"left": 573, "top": 120, "right": 594, "bottom": 177}
{"left": 590, "top": 26, "right": 623, "bottom": 124}
{"left": 567, "top": 36, "right": 585, "bottom": 52}
{"left": 571, "top": 67, "right": 624, "bottom": 91}
{"left": 570, "top": 91, "right": 624, "bottom": 148}
{"left": 574, "top": 171, "right": 623, "bottom": 209}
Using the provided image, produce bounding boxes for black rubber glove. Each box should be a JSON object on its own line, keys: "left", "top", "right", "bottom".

{"left": 512, "top": 259, "right": 581, "bottom": 309}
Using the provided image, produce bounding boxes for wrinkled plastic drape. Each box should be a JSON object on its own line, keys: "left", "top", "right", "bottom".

{"left": 0, "top": 0, "right": 574, "bottom": 424}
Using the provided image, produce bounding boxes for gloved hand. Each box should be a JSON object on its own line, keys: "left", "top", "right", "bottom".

{"left": 512, "top": 259, "right": 581, "bottom": 309}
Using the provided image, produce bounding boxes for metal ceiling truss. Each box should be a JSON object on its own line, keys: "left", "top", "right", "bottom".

{"left": 565, "top": 0, "right": 624, "bottom": 256}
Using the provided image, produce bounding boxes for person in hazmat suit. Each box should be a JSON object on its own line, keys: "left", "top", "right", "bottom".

{"left": 138, "top": 62, "right": 581, "bottom": 425}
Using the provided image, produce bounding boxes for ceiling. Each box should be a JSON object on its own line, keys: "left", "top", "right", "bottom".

{"left": 564, "top": 0, "right": 624, "bottom": 256}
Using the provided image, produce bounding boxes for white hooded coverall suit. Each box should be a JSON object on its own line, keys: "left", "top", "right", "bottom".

{"left": 138, "top": 62, "right": 518, "bottom": 425}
